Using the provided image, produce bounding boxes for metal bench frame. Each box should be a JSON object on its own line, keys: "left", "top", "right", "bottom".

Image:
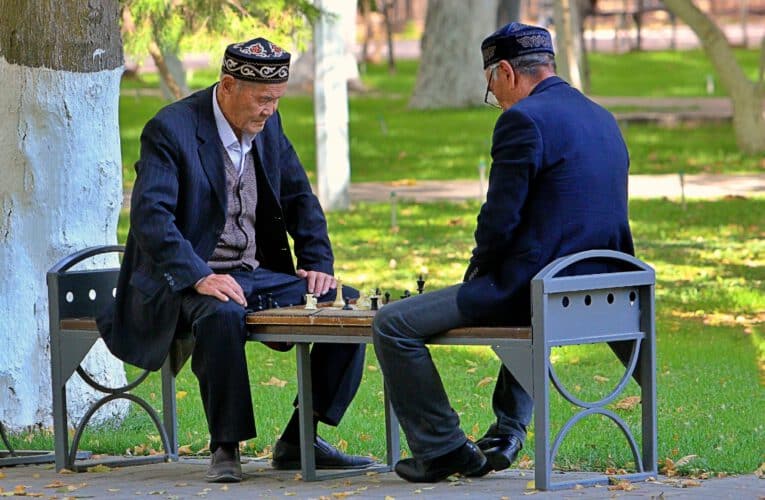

{"left": 47, "top": 246, "right": 656, "bottom": 490}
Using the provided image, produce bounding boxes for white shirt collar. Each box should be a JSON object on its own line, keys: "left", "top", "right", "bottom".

{"left": 212, "top": 84, "right": 255, "bottom": 175}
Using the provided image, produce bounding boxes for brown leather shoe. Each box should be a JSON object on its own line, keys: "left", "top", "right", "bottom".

{"left": 205, "top": 444, "right": 242, "bottom": 483}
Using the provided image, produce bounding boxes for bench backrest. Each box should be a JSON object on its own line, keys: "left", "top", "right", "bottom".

{"left": 47, "top": 246, "right": 123, "bottom": 322}
{"left": 531, "top": 250, "right": 655, "bottom": 345}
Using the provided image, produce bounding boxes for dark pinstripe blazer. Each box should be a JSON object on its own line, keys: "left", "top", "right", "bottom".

{"left": 457, "top": 77, "right": 634, "bottom": 325}
{"left": 98, "top": 85, "right": 333, "bottom": 371}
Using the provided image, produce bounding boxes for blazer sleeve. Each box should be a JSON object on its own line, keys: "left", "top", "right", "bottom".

{"left": 275, "top": 115, "right": 334, "bottom": 275}
{"left": 130, "top": 116, "right": 212, "bottom": 291}
{"left": 468, "top": 109, "right": 542, "bottom": 274}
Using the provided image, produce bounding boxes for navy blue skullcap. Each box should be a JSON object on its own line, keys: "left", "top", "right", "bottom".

{"left": 481, "top": 23, "right": 554, "bottom": 69}
{"left": 222, "top": 38, "right": 291, "bottom": 83}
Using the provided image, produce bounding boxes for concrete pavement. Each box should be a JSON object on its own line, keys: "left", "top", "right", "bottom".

{"left": 1, "top": 457, "right": 763, "bottom": 499}
{"left": 349, "top": 174, "right": 765, "bottom": 204}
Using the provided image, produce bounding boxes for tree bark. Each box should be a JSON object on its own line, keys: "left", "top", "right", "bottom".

{"left": 0, "top": 0, "right": 127, "bottom": 430}
{"left": 553, "top": 0, "right": 586, "bottom": 91}
{"left": 663, "top": 0, "right": 765, "bottom": 153}
{"left": 410, "top": 0, "right": 499, "bottom": 109}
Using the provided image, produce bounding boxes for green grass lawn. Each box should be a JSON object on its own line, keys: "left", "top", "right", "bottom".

{"left": 12, "top": 197, "right": 764, "bottom": 475}
{"left": 118, "top": 51, "right": 764, "bottom": 189}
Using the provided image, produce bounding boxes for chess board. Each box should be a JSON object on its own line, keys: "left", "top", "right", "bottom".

{"left": 246, "top": 305, "right": 376, "bottom": 337}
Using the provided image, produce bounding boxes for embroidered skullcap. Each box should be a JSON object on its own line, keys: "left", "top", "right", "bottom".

{"left": 222, "top": 38, "right": 291, "bottom": 83}
{"left": 481, "top": 22, "right": 554, "bottom": 69}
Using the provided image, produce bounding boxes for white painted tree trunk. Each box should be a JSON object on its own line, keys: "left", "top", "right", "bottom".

{"left": 314, "top": 0, "right": 354, "bottom": 211}
{"left": 553, "top": 0, "right": 585, "bottom": 91}
{"left": 410, "top": 0, "right": 499, "bottom": 109}
{"left": 0, "top": 0, "right": 127, "bottom": 431}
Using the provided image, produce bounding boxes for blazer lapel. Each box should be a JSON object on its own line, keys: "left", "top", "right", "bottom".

{"left": 196, "top": 86, "right": 226, "bottom": 213}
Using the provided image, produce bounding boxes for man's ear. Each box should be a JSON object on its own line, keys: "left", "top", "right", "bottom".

{"left": 498, "top": 60, "right": 516, "bottom": 88}
{"left": 219, "top": 74, "right": 236, "bottom": 95}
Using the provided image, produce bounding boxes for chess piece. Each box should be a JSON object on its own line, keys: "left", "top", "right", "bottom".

{"left": 417, "top": 274, "right": 426, "bottom": 294}
{"left": 304, "top": 293, "right": 317, "bottom": 310}
{"left": 342, "top": 296, "right": 353, "bottom": 310}
{"left": 370, "top": 296, "right": 379, "bottom": 311}
{"left": 383, "top": 291, "right": 391, "bottom": 305}
{"left": 401, "top": 290, "right": 411, "bottom": 299}
{"left": 256, "top": 295, "right": 264, "bottom": 311}
{"left": 266, "top": 293, "right": 274, "bottom": 309}
{"left": 332, "top": 278, "right": 345, "bottom": 308}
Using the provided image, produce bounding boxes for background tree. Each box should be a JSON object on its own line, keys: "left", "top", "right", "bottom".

{"left": 410, "top": 0, "right": 500, "bottom": 109}
{"left": 663, "top": 0, "right": 765, "bottom": 153}
{"left": 552, "top": 0, "right": 590, "bottom": 92}
{"left": 121, "top": 0, "right": 320, "bottom": 100}
{"left": 0, "top": 0, "right": 127, "bottom": 429}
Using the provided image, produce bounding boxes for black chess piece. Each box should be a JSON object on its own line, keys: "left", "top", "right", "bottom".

{"left": 374, "top": 287, "right": 381, "bottom": 297}
{"left": 256, "top": 295, "right": 264, "bottom": 311}
{"left": 383, "top": 291, "right": 391, "bottom": 305}
{"left": 266, "top": 293, "right": 274, "bottom": 309}
{"left": 401, "top": 290, "right": 411, "bottom": 299}
{"left": 370, "top": 296, "right": 379, "bottom": 311}
{"left": 342, "top": 296, "right": 352, "bottom": 310}
{"left": 417, "top": 274, "right": 425, "bottom": 294}
{"left": 273, "top": 300, "right": 280, "bottom": 308}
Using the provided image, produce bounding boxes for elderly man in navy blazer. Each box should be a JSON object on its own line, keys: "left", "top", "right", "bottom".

{"left": 98, "top": 38, "right": 373, "bottom": 482}
{"left": 373, "top": 23, "right": 635, "bottom": 483}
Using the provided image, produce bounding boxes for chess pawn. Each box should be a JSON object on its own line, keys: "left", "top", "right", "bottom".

{"left": 370, "top": 296, "right": 379, "bottom": 311}
{"left": 304, "top": 293, "right": 317, "bottom": 310}
{"left": 332, "top": 278, "right": 345, "bottom": 308}
{"left": 383, "top": 291, "right": 391, "bottom": 305}
{"left": 417, "top": 274, "right": 426, "bottom": 294}
{"left": 401, "top": 290, "right": 411, "bottom": 299}
{"left": 342, "top": 296, "right": 353, "bottom": 310}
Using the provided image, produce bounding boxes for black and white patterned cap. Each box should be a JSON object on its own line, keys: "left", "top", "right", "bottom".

{"left": 222, "top": 38, "right": 291, "bottom": 83}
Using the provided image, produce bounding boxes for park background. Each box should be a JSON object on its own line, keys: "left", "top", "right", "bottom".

{"left": 0, "top": 0, "right": 763, "bottom": 487}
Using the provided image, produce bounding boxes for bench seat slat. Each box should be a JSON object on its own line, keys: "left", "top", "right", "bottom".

{"left": 60, "top": 318, "right": 99, "bottom": 331}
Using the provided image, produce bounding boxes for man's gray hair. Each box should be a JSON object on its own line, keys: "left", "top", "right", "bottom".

{"left": 509, "top": 53, "right": 556, "bottom": 76}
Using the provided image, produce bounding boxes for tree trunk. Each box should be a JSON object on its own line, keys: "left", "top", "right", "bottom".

{"left": 553, "top": 0, "right": 586, "bottom": 91}
{"left": 149, "top": 42, "right": 189, "bottom": 101}
{"left": 410, "top": 0, "right": 499, "bottom": 109}
{"left": 314, "top": 0, "right": 352, "bottom": 211}
{"left": 0, "top": 0, "right": 128, "bottom": 430}
{"left": 663, "top": 0, "right": 765, "bottom": 153}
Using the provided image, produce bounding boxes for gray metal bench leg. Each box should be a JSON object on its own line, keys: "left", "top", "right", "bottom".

{"left": 161, "top": 358, "right": 179, "bottom": 460}
{"left": 533, "top": 343, "right": 552, "bottom": 490}
{"left": 295, "top": 343, "right": 317, "bottom": 481}
{"left": 383, "top": 383, "right": 400, "bottom": 468}
{"left": 639, "top": 286, "right": 657, "bottom": 475}
{"left": 50, "top": 325, "right": 71, "bottom": 471}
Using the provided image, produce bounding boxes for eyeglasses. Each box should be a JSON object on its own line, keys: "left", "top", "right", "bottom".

{"left": 484, "top": 65, "right": 501, "bottom": 109}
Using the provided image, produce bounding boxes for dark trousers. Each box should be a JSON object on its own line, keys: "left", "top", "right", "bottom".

{"left": 180, "top": 267, "right": 364, "bottom": 444}
{"left": 372, "top": 284, "right": 532, "bottom": 461}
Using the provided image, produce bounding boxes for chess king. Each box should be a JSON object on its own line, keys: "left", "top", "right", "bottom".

{"left": 97, "top": 37, "right": 372, "bottom": 483}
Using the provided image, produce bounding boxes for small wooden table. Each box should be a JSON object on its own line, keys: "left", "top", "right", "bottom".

{"left": 246, "top": 306, "right": 397, "bottom": 481}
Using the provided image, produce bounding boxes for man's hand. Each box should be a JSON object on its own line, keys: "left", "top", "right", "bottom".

{"left": 296, "top": 269, "right": 336, "bottom": 297}
{"left": 194, "top": 274, "right": 247, "bottom": 306}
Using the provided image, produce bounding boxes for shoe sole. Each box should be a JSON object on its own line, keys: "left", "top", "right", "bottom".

{"left": 205, "top": 473, "right": 242, "bottom": 483}
{"left": 486, "top": 450, "right": 513, "bottom": 471}
{"left": 272, "top": 461, "right": 377, "bottom": 471}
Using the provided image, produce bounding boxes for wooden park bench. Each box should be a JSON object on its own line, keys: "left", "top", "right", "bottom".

{"left": 48, "top": 246, "right": 656, "bottom": 490}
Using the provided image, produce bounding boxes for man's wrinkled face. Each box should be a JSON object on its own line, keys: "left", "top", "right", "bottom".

{"left": 219, "top": 76, "right": 288, "bottom": 137}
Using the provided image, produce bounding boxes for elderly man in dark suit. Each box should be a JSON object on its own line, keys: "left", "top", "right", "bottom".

{"left": 98, "top": 38, "right": 374, "bottom": 483}
{"left": 372, "top": 22, "right": 635, "bottom": 483}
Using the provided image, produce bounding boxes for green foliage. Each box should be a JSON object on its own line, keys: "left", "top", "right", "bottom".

{"left": 121, "top": 0, "right": 320, "bottom": 63}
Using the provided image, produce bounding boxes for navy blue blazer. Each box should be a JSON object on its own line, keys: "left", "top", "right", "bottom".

{"left": 98, "top": 85, "right": 333, "bottom": 371}
{"left": 457, "top": 76, "right": 634, "bottom": 325}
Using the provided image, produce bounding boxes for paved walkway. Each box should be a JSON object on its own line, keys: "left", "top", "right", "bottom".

{"left": 351, "top": 174, "right": 765, "bottom": 204}
{"left": 0, "top": 457, "right": 762, "bottom": 499}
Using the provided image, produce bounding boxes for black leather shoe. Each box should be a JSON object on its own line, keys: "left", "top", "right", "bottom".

{"left": 205, "top": 444, "right": 242, "bottom": 483}
{"left": 465, "top": 433, "right": 522, "bottom": 477}
{"left": 272, "top": 436, "right": 376, "bottom": 470}
{"left": 394, "top": 440, "right": 487, "bottom": 483}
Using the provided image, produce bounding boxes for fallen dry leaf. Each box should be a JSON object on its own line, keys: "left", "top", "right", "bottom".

{"left": 176, "top": 390, "right": 188, "bottom": 400}
{"left": 608, "top": 479, "right": 636, "bottom": 491}
{"left": 674, "top": 454, "right": 698, "bottom": 467}
{"left": 261, "top": 376, "right": 288, "bottom": 388}
{"left": 336, "top": 438, "right": 348, "bottom": 452}
{"left": 679, "top": 479, "right": 701, "bottom": 488}
{"left": 13, "top": 485, "right": 27, "bottom": 495}
{"left": 517, "top": 455, "right": 534, "bottom": 469}
{"left": 366, "top": 365, "right": 378, "bottom": 371}
{"left": 178, "top": 444, "right": 193, "bottom": 456}
{"left": 593, "top": 375, "right": 610, "bottom": 383}
{"left": 44, "top": 481, "right": 67, "bottom": 489}
{"left": 87, "top": 464, "right": 112, "bottom": 473}
{"left": 754, "top": 462, "right": 765, "bottom": 478}
{"left": 477, "top": 376, "right": 493, "bottom": 388}
{"left": 615, "top": 395, "right": 641, "bottom": 410}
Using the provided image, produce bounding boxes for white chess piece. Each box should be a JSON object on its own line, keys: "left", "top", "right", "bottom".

{"left": 304, "top": 293, "right": 317, "bottom": 310}
{"left": 332, "top": 278, "right": 345, "bottom": 308}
